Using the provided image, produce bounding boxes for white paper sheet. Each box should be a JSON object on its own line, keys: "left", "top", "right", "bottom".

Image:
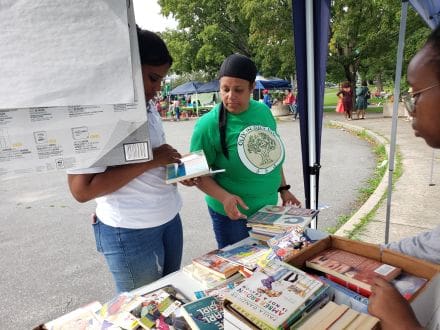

{"left": 0, "top": 0, "right": 151, "bottom": 179}
{"left": 0, "top": 0, "right": 134, "bottom": 108}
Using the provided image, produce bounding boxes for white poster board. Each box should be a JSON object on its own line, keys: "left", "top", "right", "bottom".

{"left": 0, "top": 0, "right": 151, "bottom": 179}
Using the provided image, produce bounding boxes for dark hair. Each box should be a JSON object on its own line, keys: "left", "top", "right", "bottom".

{"left": 137, "top": 27, "right": 173, "bottom": 66}
{"left": 361, "top": 80, "right": 367, "bottom": 87}
{"left": 425, "top": 24, "right": 440, "bottom": 81}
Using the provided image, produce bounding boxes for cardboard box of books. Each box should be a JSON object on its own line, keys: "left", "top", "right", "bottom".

{"left": 285, "top": 235, "right": 440, "bottom": 327}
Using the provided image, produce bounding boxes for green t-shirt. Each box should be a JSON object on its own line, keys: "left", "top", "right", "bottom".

{"left": 190, "top": 99, "right": 285, "bottom": 216}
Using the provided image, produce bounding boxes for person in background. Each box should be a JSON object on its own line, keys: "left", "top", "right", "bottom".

{"left": 173, "top": 98, "right": 180, "bottom": 121}
{"left": 67, "top": 28, "right": 184, "bottom": 294}
{"left": 355, "top": 80, "right": 369, "bottom": 120}
{"left": 263, "top": 89, "right": 272, "bottom": 108}
{"left": 283, "top": 89, "right": 298, "bottom": 120}
{"left": 337, "top": 82, "right": 353, "bottom": 120}
{"left": 189, "top": 54, "right": 301, "bottom": 249}
{"left": 368, "top": 24, "right": 440, "bottom": 330}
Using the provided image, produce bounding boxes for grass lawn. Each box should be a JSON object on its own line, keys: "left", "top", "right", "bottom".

{"left": 323, "top": 87, "right": 383, "bottom": 113}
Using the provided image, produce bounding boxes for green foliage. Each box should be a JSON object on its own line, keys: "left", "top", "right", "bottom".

{"left": 156, "top": 0, "right": 431, "bottom": 90}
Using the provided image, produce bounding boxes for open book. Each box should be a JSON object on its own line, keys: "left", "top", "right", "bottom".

{"left": 165, "top": 150, "right": 225, "bottom": 184}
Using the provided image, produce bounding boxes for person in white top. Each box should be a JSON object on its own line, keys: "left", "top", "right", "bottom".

{"left": 67, "top": 28, "right": 183, "bottom": 293}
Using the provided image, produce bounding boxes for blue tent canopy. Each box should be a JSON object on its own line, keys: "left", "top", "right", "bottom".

{"left": 169, "top": 81, "right": 203, "bottom": 95}
{"left": 197, "top": 80, "right": 219, "bottom": 93}
{"left": 255, "top": 76, "right": 291, "bottom": 90}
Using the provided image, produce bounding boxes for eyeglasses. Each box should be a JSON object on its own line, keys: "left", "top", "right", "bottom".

{"left": 403, "top": 82, "right": 440, "bottom": 115}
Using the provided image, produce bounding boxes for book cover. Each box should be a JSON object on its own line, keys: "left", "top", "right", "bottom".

{"left": 181, "top": 296, "right": 224, "bottom": 330}
{"left": 194, "top": 278, "right": 246, "bottom": 303}
{"left": 216, "top": 243, "right": 269, "bottom": 270}
{"left": 305, "top": 248, "right": 402, "bottom": 291}
{"left": 267, "top": 226, "right": 313, "bottom": 261}
{"left": 192, "top": 250, "right": 241, "bottom": 279}
{"left": 98, "top": 292, "right": 147, "bottom": 329}
{"left": 165, "top": 150, "right": 225, "bottom": 184}
{"left": 326, "top": 274, "right": 373, "bottom": 298}
{"left": 183, "top": 264, "right": 243, "bottom": 289}
{"left": 391, "top": 272, "right": 428, "bottom": 300}
{"left": 247, "top": 205, "right": 318, "bottom": 227}
{"left": 225, "top": 260, "right": 323, "bottom": 329}
{"left": 318, "top": 275, "right": 369, "bottom": 313}
{"left": 138, "top": 286, "right": 190, "bottom": 329}
{"left": 43, "top": 301, "right": 103, "bottom": 330}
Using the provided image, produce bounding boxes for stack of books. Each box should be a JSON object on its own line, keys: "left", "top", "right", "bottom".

{"left": 247, "top": 205, "right": 319, "bottom": 241}
{"left": 294, "top": 301, "right": 380, "bottom": 329}
{"left": 305, "top": 248, "right": 403, "bottom": 297}
{"left": 223, "top": 259, "right": 330, "bottom": 329}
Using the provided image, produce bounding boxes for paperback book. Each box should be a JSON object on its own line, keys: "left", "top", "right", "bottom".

{"left": 165, "top": 150, "right": 225, "bottom": 184}
{"left": 225, "top": 259, "right": 323, "bottom": 329}
{"left": 40, "top": 301, "right": 103, "bottom": 330}
{"left": 247, "top": 205, "right": 318, "bottom": 228}
{"left": 391, "top": 271, "right": 428, "bottom": 300}
{"left": 267, "top": 225, "right": 313, "bottom": 261}
{"left": 305, "top": 248, "right": 402, "bottom": 292}
{"left": 181, "top": 296, "right": 224, "bottom": 330}
{"left": 216, "top": 243, "right": 269, "bottom": 270}
{"left": 318, "top": 275, "right": 369, "bottom": 314}
{"left": 182, "top": 263, "right": 243, "bottom": 289}
{"left": 192, "top": 249, "right": 241, "bottom": 279}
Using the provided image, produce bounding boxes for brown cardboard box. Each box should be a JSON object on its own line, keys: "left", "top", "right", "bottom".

{"left": 285, "top": 235, "right": 440, "bottom": 328}
{"left": 285, "top": 235, "right": 439, "bottom": 301}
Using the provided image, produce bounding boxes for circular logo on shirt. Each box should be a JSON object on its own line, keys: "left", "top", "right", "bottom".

{"left": 237, "top": 125, "right": 284, "bottom": 174}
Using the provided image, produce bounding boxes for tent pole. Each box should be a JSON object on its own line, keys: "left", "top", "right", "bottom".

{"left": 196, "top": 92, "right": 199, "bottom": 117}
{"left": 306, "top": 0, "right": 317, "bottom": 229}
{"left": 429, "top": 149, "right": 436, "bottom": 186}
{"left": 385, "top": 0, "right": 408, "bottom": 244}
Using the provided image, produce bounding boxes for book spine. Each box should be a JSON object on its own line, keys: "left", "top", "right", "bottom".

{"left": 326, "top": 274, "right": 372, "bottom": 298}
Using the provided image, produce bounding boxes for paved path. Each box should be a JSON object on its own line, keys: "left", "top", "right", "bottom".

{"left": 0, "top": 116, "right": 374, "bottom": 329}
{"left": 328, "top": 112, "right": 440, "bottom": 244}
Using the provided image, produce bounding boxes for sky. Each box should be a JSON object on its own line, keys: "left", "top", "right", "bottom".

{"left": 133, "top": 0, "right": 178, "bottom": 32}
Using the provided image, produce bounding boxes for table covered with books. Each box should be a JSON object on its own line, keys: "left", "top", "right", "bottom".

{"left": 37, "top": 206, "right": 440, "bottom": 330}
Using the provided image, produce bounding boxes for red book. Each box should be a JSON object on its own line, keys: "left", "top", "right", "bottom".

{"left": 326, "top": 273, "right": 372, "bottom": 297}
{"left": 305, "top": 248, "right": 402, "bottom": 293}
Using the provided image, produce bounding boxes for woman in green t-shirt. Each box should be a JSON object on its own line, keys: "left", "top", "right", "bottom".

{"left": 189, "top": 54, "right": 301, "bottom": 248}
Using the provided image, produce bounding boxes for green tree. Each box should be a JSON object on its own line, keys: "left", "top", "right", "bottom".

{"left": 158, "top": 0, "right": 295, "bottom": 79}
{"left": 158, "top": 0, "right": 252, "bottom": 77}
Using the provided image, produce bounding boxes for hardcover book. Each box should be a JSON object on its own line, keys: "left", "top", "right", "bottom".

{"left": 165, "top": 150, "right": 225, "bottom": 184}
{"left": 247, "top": 205, "right": 318, "bottom": 227}
{"left": 225, "top": 259, "right": 323, "bottom": 329}
{"left": 305, "top": 248, "right": 402, "bottom": 292}
{"left": 216, "top": 243, "right": 269, "bottom": 270}
{"left": 192, "top": 249, "right": 241, "bottom": 279}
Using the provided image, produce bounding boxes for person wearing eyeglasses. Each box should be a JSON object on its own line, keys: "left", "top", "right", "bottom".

{"left": 368, "top": 25, "right": 440, "bottom": 330}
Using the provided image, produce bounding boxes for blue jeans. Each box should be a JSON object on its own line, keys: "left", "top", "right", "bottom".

{"left": 93, "top": 214, "right": 183, "bottom": 293}
{"left": 208, "top": 207, "right": 250, "bottom": 249}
